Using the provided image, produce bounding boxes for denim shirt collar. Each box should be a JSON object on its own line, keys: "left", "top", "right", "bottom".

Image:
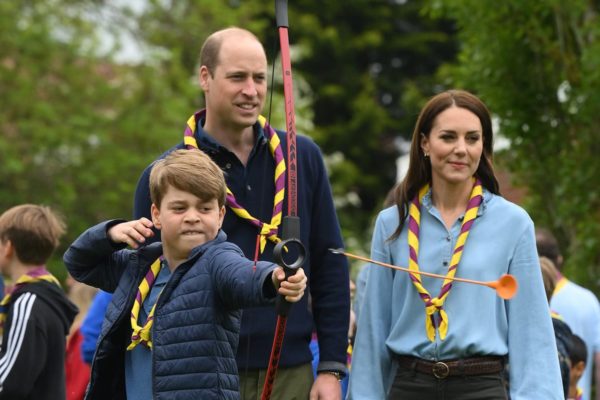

{"left": 421, "top": 186, "right": 491, "bottom": 219}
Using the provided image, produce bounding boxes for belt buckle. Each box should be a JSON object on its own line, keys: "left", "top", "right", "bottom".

{"left": 432, "top": 361, "right": 450, "bottom": 379}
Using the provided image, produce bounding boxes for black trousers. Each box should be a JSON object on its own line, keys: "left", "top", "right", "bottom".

{"left": 388, "top": 368, "right": 508, "bottom": 400}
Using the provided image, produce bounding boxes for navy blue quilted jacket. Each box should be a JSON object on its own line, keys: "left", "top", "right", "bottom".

{"left": 64, "top": 221, "right": 277, "bottom": 400}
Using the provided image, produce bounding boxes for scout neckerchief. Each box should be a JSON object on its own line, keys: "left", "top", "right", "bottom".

{"left": 408, "top": 178, "right": 483, "bottom": 341}
{"left": 550, "top": 310, "right": 563, "bottom": 320}
{"left": 553, "top": 274, "right": 568, "bottom": 296}
{"left": 575, "top": 387, "right": 583, "bottom": 400}
{"left": 127, "top": 257, "right": 163, "bottom": 350}
{"left": 0, "top": 266, "right": 61, "bottom": 337}
{"left": 184, "top": 110, "right": 286, "bottom": 255}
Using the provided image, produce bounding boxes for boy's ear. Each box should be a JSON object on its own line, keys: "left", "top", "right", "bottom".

{"left": 218, "top": 206, "right": 225, "bottom": 228}
{"left": 151, "top": 204, "right": 162, "bottom": 229}
{"left": 0, "top": 239, "right": 13, "bottom": 258}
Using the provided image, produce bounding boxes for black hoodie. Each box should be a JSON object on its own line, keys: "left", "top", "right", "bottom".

{"left": 0, "top": 280, "right": 78, "bottom": 400}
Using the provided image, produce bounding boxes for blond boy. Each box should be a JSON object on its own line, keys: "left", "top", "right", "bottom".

{"left": 64, "top": 149, "right": 306, "bottom": 400}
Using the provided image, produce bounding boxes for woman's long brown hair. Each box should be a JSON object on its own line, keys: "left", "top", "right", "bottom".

{"left": 389, "top": 90, "right": 500, "bottom": 241}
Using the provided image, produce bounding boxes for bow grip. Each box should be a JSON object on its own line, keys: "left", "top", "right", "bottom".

{"left": 273, "top": 216, "right": 305, "bottom": 316}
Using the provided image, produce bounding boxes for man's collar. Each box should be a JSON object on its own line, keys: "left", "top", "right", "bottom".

{"left": 195, "top": 115, "right": 267, "bottom": 153}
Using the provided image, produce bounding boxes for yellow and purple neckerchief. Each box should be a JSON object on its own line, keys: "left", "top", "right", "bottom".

{"left": 128, "top": 257, "right": 163, "bottom": 350}
{"left": 184, "top": 110, "right": 285, "bottom": 254}
{"left": 0, "top": 266, "right": 61, "bottom": 337}
{"left": 575, "top": 387, "right": 583, "bottom": 400}
{"left": 408, "top": 178, "right": 483, "bottom": 341}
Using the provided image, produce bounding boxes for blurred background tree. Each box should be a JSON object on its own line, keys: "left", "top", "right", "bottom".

{"left": 1, "top": 0, "right": 598, "bottom": 292}
{"left": 426, "top": 0, "right": 600, "bottom": 289}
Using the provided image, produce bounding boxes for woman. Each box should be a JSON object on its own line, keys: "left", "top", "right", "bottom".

{"left": 348, "top": 90, "right": 562, "bottom": 399}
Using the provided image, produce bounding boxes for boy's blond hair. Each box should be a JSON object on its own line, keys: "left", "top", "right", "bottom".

{"left": 149, "top": 149, "right": 226, "bottom": 208}
{"left": 0, "top": 204, "right": 66, "bottom": 265}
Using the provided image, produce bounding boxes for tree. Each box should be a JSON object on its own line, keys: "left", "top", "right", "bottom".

{"left": 282, "top": 0, "right": 459, "bottom": 254}
{"left": 135, "top": 0, "right": 459, "bottom": 262}
{"left": 0, "top": 1, "right": 193, "bottom": 278}
{"left": 427, "top": 0, "right": 600, "bottom": 291}
{"left": 0, "top": 0, "right": 459, "bottom": 279}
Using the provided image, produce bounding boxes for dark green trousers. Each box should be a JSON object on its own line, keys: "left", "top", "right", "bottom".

{"left": 239, "top": 363, "right": 314, "bottom": 400}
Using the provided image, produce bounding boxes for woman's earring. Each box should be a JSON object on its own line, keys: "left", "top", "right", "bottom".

{"left": 424, "top": 152, "right": 429, "bottom": 158}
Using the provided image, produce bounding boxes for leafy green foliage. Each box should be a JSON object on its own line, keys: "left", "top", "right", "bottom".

{"left": 0, "top": 2, "right": 192, "bottom": 279}
{"left": 426, "top": 0, "right": 600, "bottom": 290}
{"left": 0, "top": 0, "right": 457, "bottom": 281}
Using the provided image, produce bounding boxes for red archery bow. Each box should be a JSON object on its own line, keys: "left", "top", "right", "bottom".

{"left": 260, "top": 1, "right": 305, "bottom": 398}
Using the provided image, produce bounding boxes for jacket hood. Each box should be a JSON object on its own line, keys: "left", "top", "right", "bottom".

{"left": 16, "top": 281, "right": 79, "bottom": 335}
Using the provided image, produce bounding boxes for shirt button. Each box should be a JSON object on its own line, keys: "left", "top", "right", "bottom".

{"left": 225, "top": 163, "right": 232, "bottom": 169}
{"left": 247, "top": 185, "right": 252, "bottom": 191}
{"left": 446, "top": 236, "right": 451, "bottom": 241}
{"left": 443, "top": 261, "right": 449, "bottom": 266}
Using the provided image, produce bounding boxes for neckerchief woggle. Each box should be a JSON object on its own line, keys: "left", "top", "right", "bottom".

{"left": 184, "top": 110, "right": 286, "bottom": 255}
{"left": 408, "top": 178, "right": 483, "bottom": 341}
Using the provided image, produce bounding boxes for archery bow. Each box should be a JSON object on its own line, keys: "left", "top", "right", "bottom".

{"left": 260, "top": 1, "right": 306, "bottom": 399}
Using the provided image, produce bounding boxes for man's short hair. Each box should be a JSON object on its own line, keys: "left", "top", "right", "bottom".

{"left": 199, "top": 27, "right": 262, "bottom": 76}
{"left": 149, "top": 149, "right": 226, "bottom": 208}
{"left": 535, "top": 227, "right": 562, "bottom": 269}
{"left": 0, "top": 204, "right": 66, "bottom": 264}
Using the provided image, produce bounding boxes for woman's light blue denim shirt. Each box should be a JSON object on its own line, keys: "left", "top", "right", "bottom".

{"left": 349, "top": 190, "right": 563, "bottom": 399}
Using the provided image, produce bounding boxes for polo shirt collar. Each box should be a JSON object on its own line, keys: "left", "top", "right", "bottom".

{"left": 194, "top": 115, "right": 268, "bottom": 154}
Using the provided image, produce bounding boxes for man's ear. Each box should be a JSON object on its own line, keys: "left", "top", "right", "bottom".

{"left": 199, "top": 65, "right": 211, "bottom": 92}
{"left": 151, "top": 204, "right": 162, "bottom": 230}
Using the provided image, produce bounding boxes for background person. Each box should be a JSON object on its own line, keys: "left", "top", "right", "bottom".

{"left": 536, "top": 227, "right": 600, "bottom": 400}
{"left": 540, "top": 256, "right": 574, "bottom": 398}
{"left": 0, "top": 204, "right": 78, "bottom": 400}
{"left": 569, "top": 334, "right": 588, "bottom": 400}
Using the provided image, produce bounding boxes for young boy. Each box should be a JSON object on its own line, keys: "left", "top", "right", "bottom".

{"left": 0, "top": 204, "right": 78, "bottom": 399}
{"left": 568, "top": 334, "right": 587, "bottom": 400}
{"left": 64, "top": 149, "right": 307, "bottom": 400}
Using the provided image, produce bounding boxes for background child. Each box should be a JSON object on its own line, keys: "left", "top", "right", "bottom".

{"left": 568, "top": 334, "right": 587, "bottom": 400}
{"left": 0, "top": 204, "right": 78, "bottom": 400}
{"left": 65, "top": 275, "right": 98, "bottom": 400}
{"left": 540, "top": 256, "right": 574, "bottom": 398}
{"left": 64, "top": 149, "right": 307, "bottom": 400}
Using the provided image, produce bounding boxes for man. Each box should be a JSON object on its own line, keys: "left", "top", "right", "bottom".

{"left": 133, "top": 27, "right": 350, "bottom": 399}
{"left": 536, "top": 228, "right": 600, "bottom": 400}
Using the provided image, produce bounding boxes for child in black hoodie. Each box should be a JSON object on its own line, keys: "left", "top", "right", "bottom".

{"left": 0, "top": 204, "right": 77, "bottom": 399}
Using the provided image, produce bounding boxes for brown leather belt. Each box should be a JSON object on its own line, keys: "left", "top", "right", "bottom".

{"left": 396, "top": 355, "right": 505, "bottom": 379}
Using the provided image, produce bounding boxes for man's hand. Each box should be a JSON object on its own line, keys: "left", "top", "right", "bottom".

{"left": 272, "top": 267, "right": 307, "bottom": 302}
{"left": 107, "top": 218, "right": 154, "bottom": 249}
{"left": 309, "top": 373, "right": 342, "bottom": 400}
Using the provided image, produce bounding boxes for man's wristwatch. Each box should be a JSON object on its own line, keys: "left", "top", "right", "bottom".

{"left": 318, "top": 370, "right": 344, "bottom": 381}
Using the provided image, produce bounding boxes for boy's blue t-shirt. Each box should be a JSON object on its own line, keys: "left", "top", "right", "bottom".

{"left": 125, "top": 262, "right": 171, "bottom": 400}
